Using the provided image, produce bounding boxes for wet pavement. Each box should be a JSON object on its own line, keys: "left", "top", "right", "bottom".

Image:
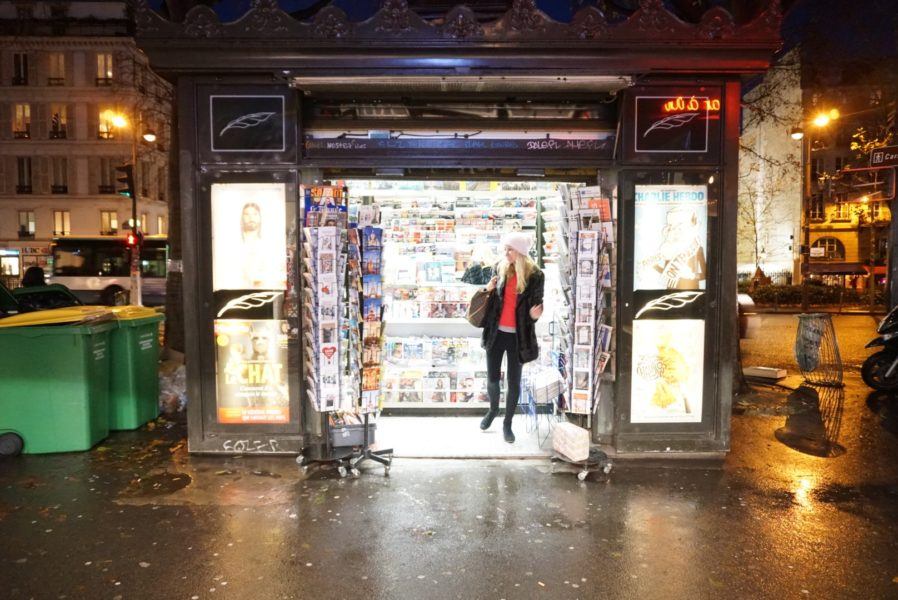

{"left": 2, "top": 316, "right": 898, "bottom": 599}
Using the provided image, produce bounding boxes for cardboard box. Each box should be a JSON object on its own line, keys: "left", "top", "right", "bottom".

{"left": 552, "top": 421, "right": 590, "bottom": 462}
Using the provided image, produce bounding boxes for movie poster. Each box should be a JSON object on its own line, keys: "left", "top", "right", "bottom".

{"left": 215, "top": 319, "right": 290, "bottom": 424}
{"left": 633, "top": 185, "right": 707, "bottom": 291}
{"left": 630, "top": 319, "right": 704, "bottom": 423}
{"left": 212, "top": 183, "right": 288, "bottom": 291}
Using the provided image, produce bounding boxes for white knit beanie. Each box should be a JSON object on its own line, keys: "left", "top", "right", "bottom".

{"left": 501, "top": 232, "right": 532, "bottom": 257}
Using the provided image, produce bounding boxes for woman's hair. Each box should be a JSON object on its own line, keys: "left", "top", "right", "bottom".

{"left": 21, "top": 266, "right": 45, "bottom": 287}
{"left": 499, "top": 253, "right": 537, "bottom": 294}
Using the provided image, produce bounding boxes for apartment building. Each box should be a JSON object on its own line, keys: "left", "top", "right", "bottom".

{"left": 0, "top": 1, "right": 171, "bottom": 281}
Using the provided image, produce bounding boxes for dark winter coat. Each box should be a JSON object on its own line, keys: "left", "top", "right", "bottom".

{"left": 481, "top": 267, "right": 545, "bottom": 364}
{"left": 460, "top": 263, "right": 494, "bottom": 286}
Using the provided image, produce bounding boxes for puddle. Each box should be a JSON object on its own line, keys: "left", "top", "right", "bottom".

{"left": 122, "top": 472, "right": 192, "bottom": 497}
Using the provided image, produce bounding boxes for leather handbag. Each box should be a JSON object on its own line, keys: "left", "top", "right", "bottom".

{"left": 466, "top": 288, "right": 491, "bottom": 328}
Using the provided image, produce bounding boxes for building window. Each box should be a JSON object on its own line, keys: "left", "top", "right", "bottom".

{"left": 157, "top": 215, "right": 167, "bottom": 236}
{"left": 18, "top": 211, "right": 35, "bottom": 238}
{"left": 871, "top": 201, "right": 886, "bottom": 221}
{"left": 811, "top": 237, "right": 845, "bottom": 260}
{"left": 832, "top": 198, "right": 851, "bottom": 221}
{"left": 811, "top": 157, "right": 824, "bottom": 180}
{"left": 141, "top": 161, "right": 151, "bottom": 196}
{"left": 13, "top": 53, "right": 27, "bottom": 85}
{"left": 834, "top": 156, "right": 847, "bottom": 173}
{"left": 50, "top": 104, "right": 67, "bottom": 139}
{"left": 98, "top": 158, "right": 115, "bottom": 193}
{"left": 100, "top": 211, "right": 118, "bottom": 235}
{"left": 96, "top": 53, "right": 113, "bottom": 86}
{"left": 53, "top": 210, "right": 71, "bottom": 236}
{"left": 48, "top": 52, "right": 65, "bottom": 85}
{"left": 13, "top": 104, "right": 31, "bottom": 139}
{"left": 51, "top": 157, "right": 68, "bottom": 193}
{"left": 809, "top": 193, "right": 825, "bottom": 221}
{"left": 16, "top": 157, "right": 32, "bottom": 194}
{"left": 98, "top": 109, "right": 118, "bottom": 140}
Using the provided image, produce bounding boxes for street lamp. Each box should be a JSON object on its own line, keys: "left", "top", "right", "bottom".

{"left": 794, "top": 109, "right": 839, "bottom": 312}
{"left": 111, "top": 111, "right": 156, "bottom": 305}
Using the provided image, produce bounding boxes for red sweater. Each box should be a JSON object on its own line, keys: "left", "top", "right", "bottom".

{"left": 498, "top": 274, "right": 517, "bottom": 329}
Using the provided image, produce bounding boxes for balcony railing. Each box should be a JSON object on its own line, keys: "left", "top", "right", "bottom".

{"left": 49, "top": 129, "right": 66, "bottom": 139}
{"left": 100, "top": 229, "right": 117, "bottom": 235}
{"left": 51, "top": 184, "right": 68, "bottom": 194}
{"left": 13, "top": 130, "right": 31, "bottom": 139}
{"left": 12, "top": 76, "right": 27, "bottom": 86}
{"left": 95, "top": 77, "right": 113, "bottom": 86}
{"left": 98, "top": 184, "right": 115, "bottom": 194}
{"left": 17, "top": 229, "right": 35, "bottom": 239}
{"left": 47, "top": 77, "right": 65, "bottom": 86}
{"left": 52, "top": 230, "right": 71, "bottom": 236}
{"left": 16, "top": 185, "right": 32, "bottom": 194}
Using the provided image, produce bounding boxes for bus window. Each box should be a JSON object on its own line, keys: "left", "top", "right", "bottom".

{"left": 140, "top": 246, "right": 167, "bottom": 278}
{"left": 53, "top": 247, "right": 90, "bottom": 276}
{"left": 93, "top": 243, "right": 129, "bottom": 277}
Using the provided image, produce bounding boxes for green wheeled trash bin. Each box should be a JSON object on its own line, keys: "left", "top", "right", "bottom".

{"left": 0, "top": 314, "right": 114, "bottom": 455}
{"left": 107, "top": 306, "right": 164, "bottom": 430}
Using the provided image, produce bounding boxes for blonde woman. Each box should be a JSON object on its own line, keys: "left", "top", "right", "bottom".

{"left": 479, "top": 232, "right": 544, "bottom": 443}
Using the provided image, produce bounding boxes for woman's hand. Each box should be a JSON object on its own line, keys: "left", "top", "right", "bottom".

{"left": 485, "top": 276, "right": 498, "bottom": 292}
{"left": 529, "top": 304, "right": 543, "bottom": 320}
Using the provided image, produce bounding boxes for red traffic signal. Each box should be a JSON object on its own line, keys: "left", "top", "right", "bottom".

{"left": 126, "top": 230, "right": 143, "bottom": 246}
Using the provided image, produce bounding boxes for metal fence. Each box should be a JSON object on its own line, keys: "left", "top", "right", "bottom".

{"left": 737, "top": 269, "right": 793, "bottom": 286}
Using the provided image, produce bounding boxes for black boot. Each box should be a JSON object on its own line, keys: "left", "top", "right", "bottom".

{"left": 503, "top": 421, "right": 515, "bottom": 444}
{"left": 481, "top": 380, "right": 501, "bottom": 431}
{"left": 480, "top": 410, "right": 498, "bottom": 431}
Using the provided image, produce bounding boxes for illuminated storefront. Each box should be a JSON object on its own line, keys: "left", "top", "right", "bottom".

{"left": 134, "top": 1, "right": 781, "bottom": 456}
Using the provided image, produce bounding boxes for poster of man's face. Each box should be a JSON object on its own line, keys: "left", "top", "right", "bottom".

{"left": 212, "top": 183, "right": 288, "bottom": 291}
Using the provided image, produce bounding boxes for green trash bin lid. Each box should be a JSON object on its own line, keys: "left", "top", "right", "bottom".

{"left": 0, "top": 306, "right": 113, "bottom": 328}
{"left": 109, "top": 305, "right": 164, "bottom": 325}
{"left": 12, "top": 284, "right": 82, "bottom": 311}
{"left": 0, "top": 281, "right": 18, "bottom": 315}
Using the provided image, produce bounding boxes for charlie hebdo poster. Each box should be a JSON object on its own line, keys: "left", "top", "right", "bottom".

{"left": 634, "top": 185, "right": 707, "bottom": 291}
{"left": 212, "top": 183, "right": 287, "bottom": 291}
{"left": 630, "top": 319, "right": 704, "bottom": 423}
{"left": 215, "top": 319, "right": 290, "bottom": 424}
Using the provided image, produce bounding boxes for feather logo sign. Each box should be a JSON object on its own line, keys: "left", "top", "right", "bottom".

{"left": 210, "top": 95, "right": 285, "bottom": 152}
{"left": 634, "top": 94, "right": 718, "bottom": 153}
{"left": 219, "top": 111, "right": 277, "bottom": 137}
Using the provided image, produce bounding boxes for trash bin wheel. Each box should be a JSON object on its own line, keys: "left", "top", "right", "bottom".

{"left": 0, "top": 432, "right": 23, "bottom": 457}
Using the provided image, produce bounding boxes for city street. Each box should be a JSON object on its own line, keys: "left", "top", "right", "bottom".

{"left": 2, "top": 315, "right": 898, "bottom": 599}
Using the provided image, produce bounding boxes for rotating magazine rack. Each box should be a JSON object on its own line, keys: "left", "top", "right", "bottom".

{"left": 549, "top": 185, "right": 615, "bottom": 480}
{"left": 297, "top": 185, "right": 393, "bottom": 478}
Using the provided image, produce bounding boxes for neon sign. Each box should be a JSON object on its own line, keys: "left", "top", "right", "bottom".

{"left": 662, "top": 96, "right": 720, "bottom": 113}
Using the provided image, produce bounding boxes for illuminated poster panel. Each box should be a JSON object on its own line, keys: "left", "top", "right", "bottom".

{"left": 630, "top": 319, "right": 704, "bottom": 423}
{"left": 215, "top": 319, "right": 290, "bottom": 424}
{"left": 211, "top": 183, "right": 287, "bottom": 291}
{"left": 633, "top": 185, "right": 707, "bottom": 291}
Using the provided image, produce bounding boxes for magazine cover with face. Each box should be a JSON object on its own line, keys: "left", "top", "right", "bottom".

{"left": 215, "top": 319, "right": 290, "bottom": 424}
{"left": 633, "top": 185, "right": 708, "bottom": 291}
{"left": 630, "top": 319, "right": 704, "bottom": 423}
{"left": 212, "top": 183, "right": 288, "bottom": 291}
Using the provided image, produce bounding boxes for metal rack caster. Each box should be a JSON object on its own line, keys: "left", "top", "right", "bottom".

{"left": 577, "top": 470, "right": 588, "bottom": 482}
{"left": 350, "top": 468, "right": 360, "bottom": 478}
{"left": 384, "top": 464, "right": 391, "bottom": 476}
{"left": 338, "top": 465, "right": 348, "bottom": 478}
{"left": 603, "top": 464, "right": 612, "bottom": 474}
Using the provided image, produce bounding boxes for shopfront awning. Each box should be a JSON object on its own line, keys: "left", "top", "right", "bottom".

{"left": 807, "top": 262, "right": 868, "bottom": 275}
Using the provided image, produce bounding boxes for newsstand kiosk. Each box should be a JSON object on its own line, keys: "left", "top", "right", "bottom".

{"left": 134, "top": 0, "right": 782, "bottom": 457}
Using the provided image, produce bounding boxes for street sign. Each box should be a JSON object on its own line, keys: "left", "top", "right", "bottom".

{"left": 870, "top": 145, "right": 898, "bottom": 167}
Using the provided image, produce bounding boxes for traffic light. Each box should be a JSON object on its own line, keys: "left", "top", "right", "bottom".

{"left": 115, "top": 164, "right": 134, "bottom": 199}
{"left": 126, "top": 230, "right": 143, "bottom": 247}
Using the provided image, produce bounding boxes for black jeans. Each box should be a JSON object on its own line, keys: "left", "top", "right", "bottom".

{"left": 486, "top": 331, "right": 523, "bottom": 426}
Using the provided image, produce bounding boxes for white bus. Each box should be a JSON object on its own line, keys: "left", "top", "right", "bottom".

{"left": 49, "top": 236, "right": 168, "bottom": 306}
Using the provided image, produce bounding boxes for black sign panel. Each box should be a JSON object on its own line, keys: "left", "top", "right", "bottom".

{"left": 303, "top": 135, "right": 615, "bottom": 161}
{"left": 197, "top": 85, "right": 296, "bottom": 165}
{"left": 621, "top": 87, "right": 723, "bottom": 166}
{"left": 210, "top": 96, "right": 285, "bottom": 152}
{"left": 870, "top": 145, "right": 898, "bottom": 168}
